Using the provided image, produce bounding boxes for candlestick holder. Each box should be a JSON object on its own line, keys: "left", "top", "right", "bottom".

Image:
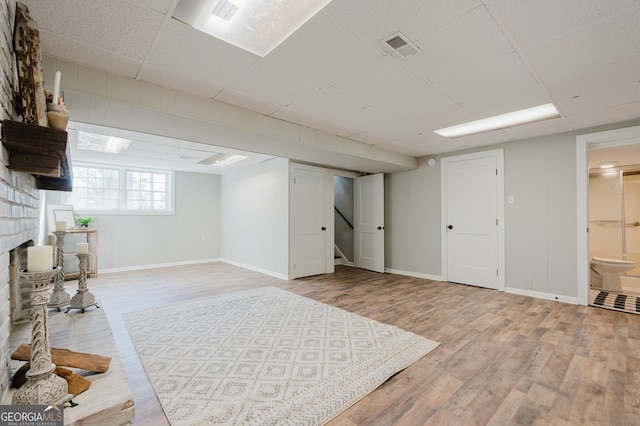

{"left": 49, "top": 231, "right": 70, "bottom": 311}
{"left": 67, "top": 253, "right": 98, "bottom": 313}
{"left": 13, "top": 267, "right": 72, "bottom": 405}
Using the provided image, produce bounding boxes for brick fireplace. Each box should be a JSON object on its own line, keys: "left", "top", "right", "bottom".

{"left": 0, "top": 0, "right": 43, "bottom": 401}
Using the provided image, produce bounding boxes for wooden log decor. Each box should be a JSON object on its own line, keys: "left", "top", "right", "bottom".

{"left": 12, "top": 363, "right": 92, "bottom": 397}
{"left": 13, "top": 2, "right": 48, "bottom": 127}
{"left": 11, "top": 344, "right": 112, "bottom": 373}
{"left": 1, "top": 120, "right": 73, "bottom": 191}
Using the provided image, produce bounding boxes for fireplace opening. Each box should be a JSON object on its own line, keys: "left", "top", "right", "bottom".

{"left": 9, "top": 240, "right": 34, "bottom": 324}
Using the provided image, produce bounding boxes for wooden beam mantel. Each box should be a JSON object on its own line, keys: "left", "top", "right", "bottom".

{"left": 1, "top": 119, "right": 73, "bottom": 191}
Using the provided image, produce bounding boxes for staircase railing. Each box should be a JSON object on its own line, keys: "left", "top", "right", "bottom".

{"left": 334, "top": 206, "right": 353, "bottom": 229}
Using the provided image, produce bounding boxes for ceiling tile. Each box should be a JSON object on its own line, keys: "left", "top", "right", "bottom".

{"left": 272, "top": 87, "right": 369, "bottom": 128}
{"left": 339, "top": 107, "right": 421, "bottom": 144}
{"left": 489, "top": 0, "right": 640, "bottom": 49}
{"left": 412, "top": 6, "right": 515, "bottom": 76}
{"left": 325, "top": 0, "right": 482, "bottom": 45}
{"left": 409, "top": 104, "right": 477, "bottom": 131}
{"left": 504, "top": 118, "right": 573, "bottom": 141}
{"left": 524, "top": 8, "right": 640, "bottom": 85}
{"left": 135, "top": 0, "right": 173, "bottom": 14}
{"left": 21, "top": 0, "right": 163, "bottom": 60}
{"left": 411, "top": 53, "right": 542, "bottom": 107}
{"left": 39, "top": 30, "right": 142, "bottom": 78}
{"left": 540, "top": 53, "right": 640, "bottom": 101}
{"left": 139, "top": 20, "right": 260, "bottom": 98}
{"left": 229, "top": 61, "right": 323, "bottom": 107}
{"left": 461, "top": 82, "right": 550, "bottom": 119}
{"left": 330, "top": 55, "right": 456, "bottom": 120}
{"left": 555, "top": 81, "right": 640, "bottom": 116}
{"left": 267, "top": 13, "right": 383, "bottom": 86}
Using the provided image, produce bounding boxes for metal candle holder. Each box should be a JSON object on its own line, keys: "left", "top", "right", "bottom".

{"left": 13, "top": 267, "right": 72, "bottom": 405}
{"left": 49, "top": 230, "right": 71, "bottom": 310}
{"left": 67, "top": 253, "right": 98, "bottom": 313}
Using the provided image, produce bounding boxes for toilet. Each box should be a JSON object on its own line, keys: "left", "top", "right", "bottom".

{"left": 590, "top": 257, "right": 636, "bottom": 292}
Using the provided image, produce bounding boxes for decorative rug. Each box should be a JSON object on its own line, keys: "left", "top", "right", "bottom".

{"left": 124, "top": 286, "right": 439, "bottom": 425}
{"left": 591, "top": 289, "right": 640, "bottom": 314}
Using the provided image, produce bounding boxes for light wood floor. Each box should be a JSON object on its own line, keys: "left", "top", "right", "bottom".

{"left": 85, "top": 262, "right": 640, "bottom": 425}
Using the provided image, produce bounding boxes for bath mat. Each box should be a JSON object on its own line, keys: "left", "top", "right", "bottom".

{"left": 124, "top": 286, "right": 439, "bottom": 425}
{"left": 591, "top": 290, "right": 640, "bottom": 314}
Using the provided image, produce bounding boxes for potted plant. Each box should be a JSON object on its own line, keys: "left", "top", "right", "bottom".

{"left": 75, "top": 215, "right": 94, "bottom": 228}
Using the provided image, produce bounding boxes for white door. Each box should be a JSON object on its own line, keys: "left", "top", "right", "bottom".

{"left": 442, "top": 152, "right": 502, "bottom": 289}
{"left": 292, "top": 167, "right": 331, "bottom": 278}
{"left": 355, "top": 173, "right": 385, "bottom": 273}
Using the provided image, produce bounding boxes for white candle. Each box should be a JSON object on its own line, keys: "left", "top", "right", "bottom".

{"left": 55, "top": 221, "right": 67, "bottom": 232}
{"left": 27, "top": 246, "right": 53, "bottom": 272}
{"left": 77, "top": 243, "right": 89, "bottom": 255}
{"left": 52, "top": 71, "right": 61, "bottom": 105}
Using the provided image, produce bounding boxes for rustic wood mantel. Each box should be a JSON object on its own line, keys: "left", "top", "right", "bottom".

{"left": 1, "top": 119, "right": 72, "bottom": 191}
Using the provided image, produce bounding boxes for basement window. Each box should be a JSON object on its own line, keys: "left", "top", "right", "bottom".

{"left": 68, "top": 163, "right": 174, "bottom": 214}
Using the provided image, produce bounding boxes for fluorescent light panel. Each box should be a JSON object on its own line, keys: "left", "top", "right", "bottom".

{"left": 434, "top": 103, "right": 560, "bottom": 138}
{"left": 77, "top": 131, "right": 131, "bottom": 154}
{"left": 172, "top": 0, "right": 333, "bottom": 57}
{"left": 198, "top": 153, "right": 248, "bottom": 167}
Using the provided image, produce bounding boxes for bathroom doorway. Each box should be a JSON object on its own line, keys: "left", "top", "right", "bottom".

{"left": 589, "top": 165, "right": 640, "bottom": 296}
{"left": 588, "top": 141, "right": 640, "bottom": 312}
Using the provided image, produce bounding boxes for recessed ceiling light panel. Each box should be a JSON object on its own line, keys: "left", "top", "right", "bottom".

{"left": 77, "top": 131, "right": 132, "bottom": 154}
{"left": 198, "top": 153, "right": 248, "bottom": 167}
{"left": 173, "top": 0, "right": 333, "bottom": 57}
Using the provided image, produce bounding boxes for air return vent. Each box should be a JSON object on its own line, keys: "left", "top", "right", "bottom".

{"left": 383, "top": 32, "right": 419, "bottom": 58}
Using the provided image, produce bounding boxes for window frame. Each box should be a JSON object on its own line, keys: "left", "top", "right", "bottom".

{"left": 68, "top": 162, "right": 175, "bottom": 216}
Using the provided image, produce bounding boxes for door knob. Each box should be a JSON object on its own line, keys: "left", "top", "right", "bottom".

{"left": 377, "top": 226, "right": 383, "bottom": 230}
{"left": 447, "top": 225, "right": 453, "bottom": 229}
{"left": 321, "top": 227, "right": 326, "bottom": 231}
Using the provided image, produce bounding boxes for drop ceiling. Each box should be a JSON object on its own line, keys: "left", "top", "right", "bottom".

{"left": 18, "top": 0, "right": 640, "bottom": 173}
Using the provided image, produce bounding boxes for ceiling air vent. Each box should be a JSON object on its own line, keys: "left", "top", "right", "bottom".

{"left": 383, "top": 32, "right": 419, "bottom": 58}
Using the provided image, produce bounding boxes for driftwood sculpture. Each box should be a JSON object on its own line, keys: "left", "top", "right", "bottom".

{"left": 13, "top": 2, "right": 48, "bottom": 126}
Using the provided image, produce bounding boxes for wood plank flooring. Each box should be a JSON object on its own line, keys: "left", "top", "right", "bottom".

{"left": 81, "top": 262, "right": 640, "bottom": 425}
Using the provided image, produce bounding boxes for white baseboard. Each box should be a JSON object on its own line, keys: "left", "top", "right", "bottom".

{"left": 384, "top": 268, "right": 442, "bottom": 281}
{"left": 220, "top": 259, "right": 289, "bottom": 281}
{"left": 505, "top": 287, "right": 580, "bottom": 305}
{"left": 383, "top": 269, "right": 580, "bottom": 305}
{"left": 100, "top": 258, "right": 222, "bottom": 274}
{"left": 101, "top": 258, "right": 289, "bottom": 281}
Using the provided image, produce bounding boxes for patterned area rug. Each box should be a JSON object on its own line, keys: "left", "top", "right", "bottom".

{"left": 591, "top": 289, "right": 640, "bottom": 314}
{"left": 124, "top": 286, "right": 439, "bottom": 425}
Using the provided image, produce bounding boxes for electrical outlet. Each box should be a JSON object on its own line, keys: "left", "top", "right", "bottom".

{"left": 201, "top": 235, "right": 206, "bottom": 241}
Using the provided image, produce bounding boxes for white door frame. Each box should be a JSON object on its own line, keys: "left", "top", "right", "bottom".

{"left": 440, "top": 149, "right": 505, "bottom": 290}
{"left": 576, "top": 124, "right": 640, "bottom": 305}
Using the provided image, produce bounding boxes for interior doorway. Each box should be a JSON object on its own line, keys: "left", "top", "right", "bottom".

{"left": 334, "top": 176, "right": 355, "bottom": 267}
{"left": 577, "top": 124, "right": 640, "bottom": 306}
{"left": 290, "top": 164, "right": 384, "bottom": 278}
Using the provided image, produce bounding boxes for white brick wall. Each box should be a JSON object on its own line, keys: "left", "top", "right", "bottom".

{"left": 0, "top": 0, "right": 42, "bottom": 400}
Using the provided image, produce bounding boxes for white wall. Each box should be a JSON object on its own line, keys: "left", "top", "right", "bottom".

{"left": 504, "top": 133, "right": 577, "bottom": 298}
{"left": 220, "top": 157, "right": 289, "bottom": 278}
{"left": 46, "top": 171, "right": 220, "bottom": 270}
{"left": 385, "top": 158, "right": 441, "bottom": 278}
